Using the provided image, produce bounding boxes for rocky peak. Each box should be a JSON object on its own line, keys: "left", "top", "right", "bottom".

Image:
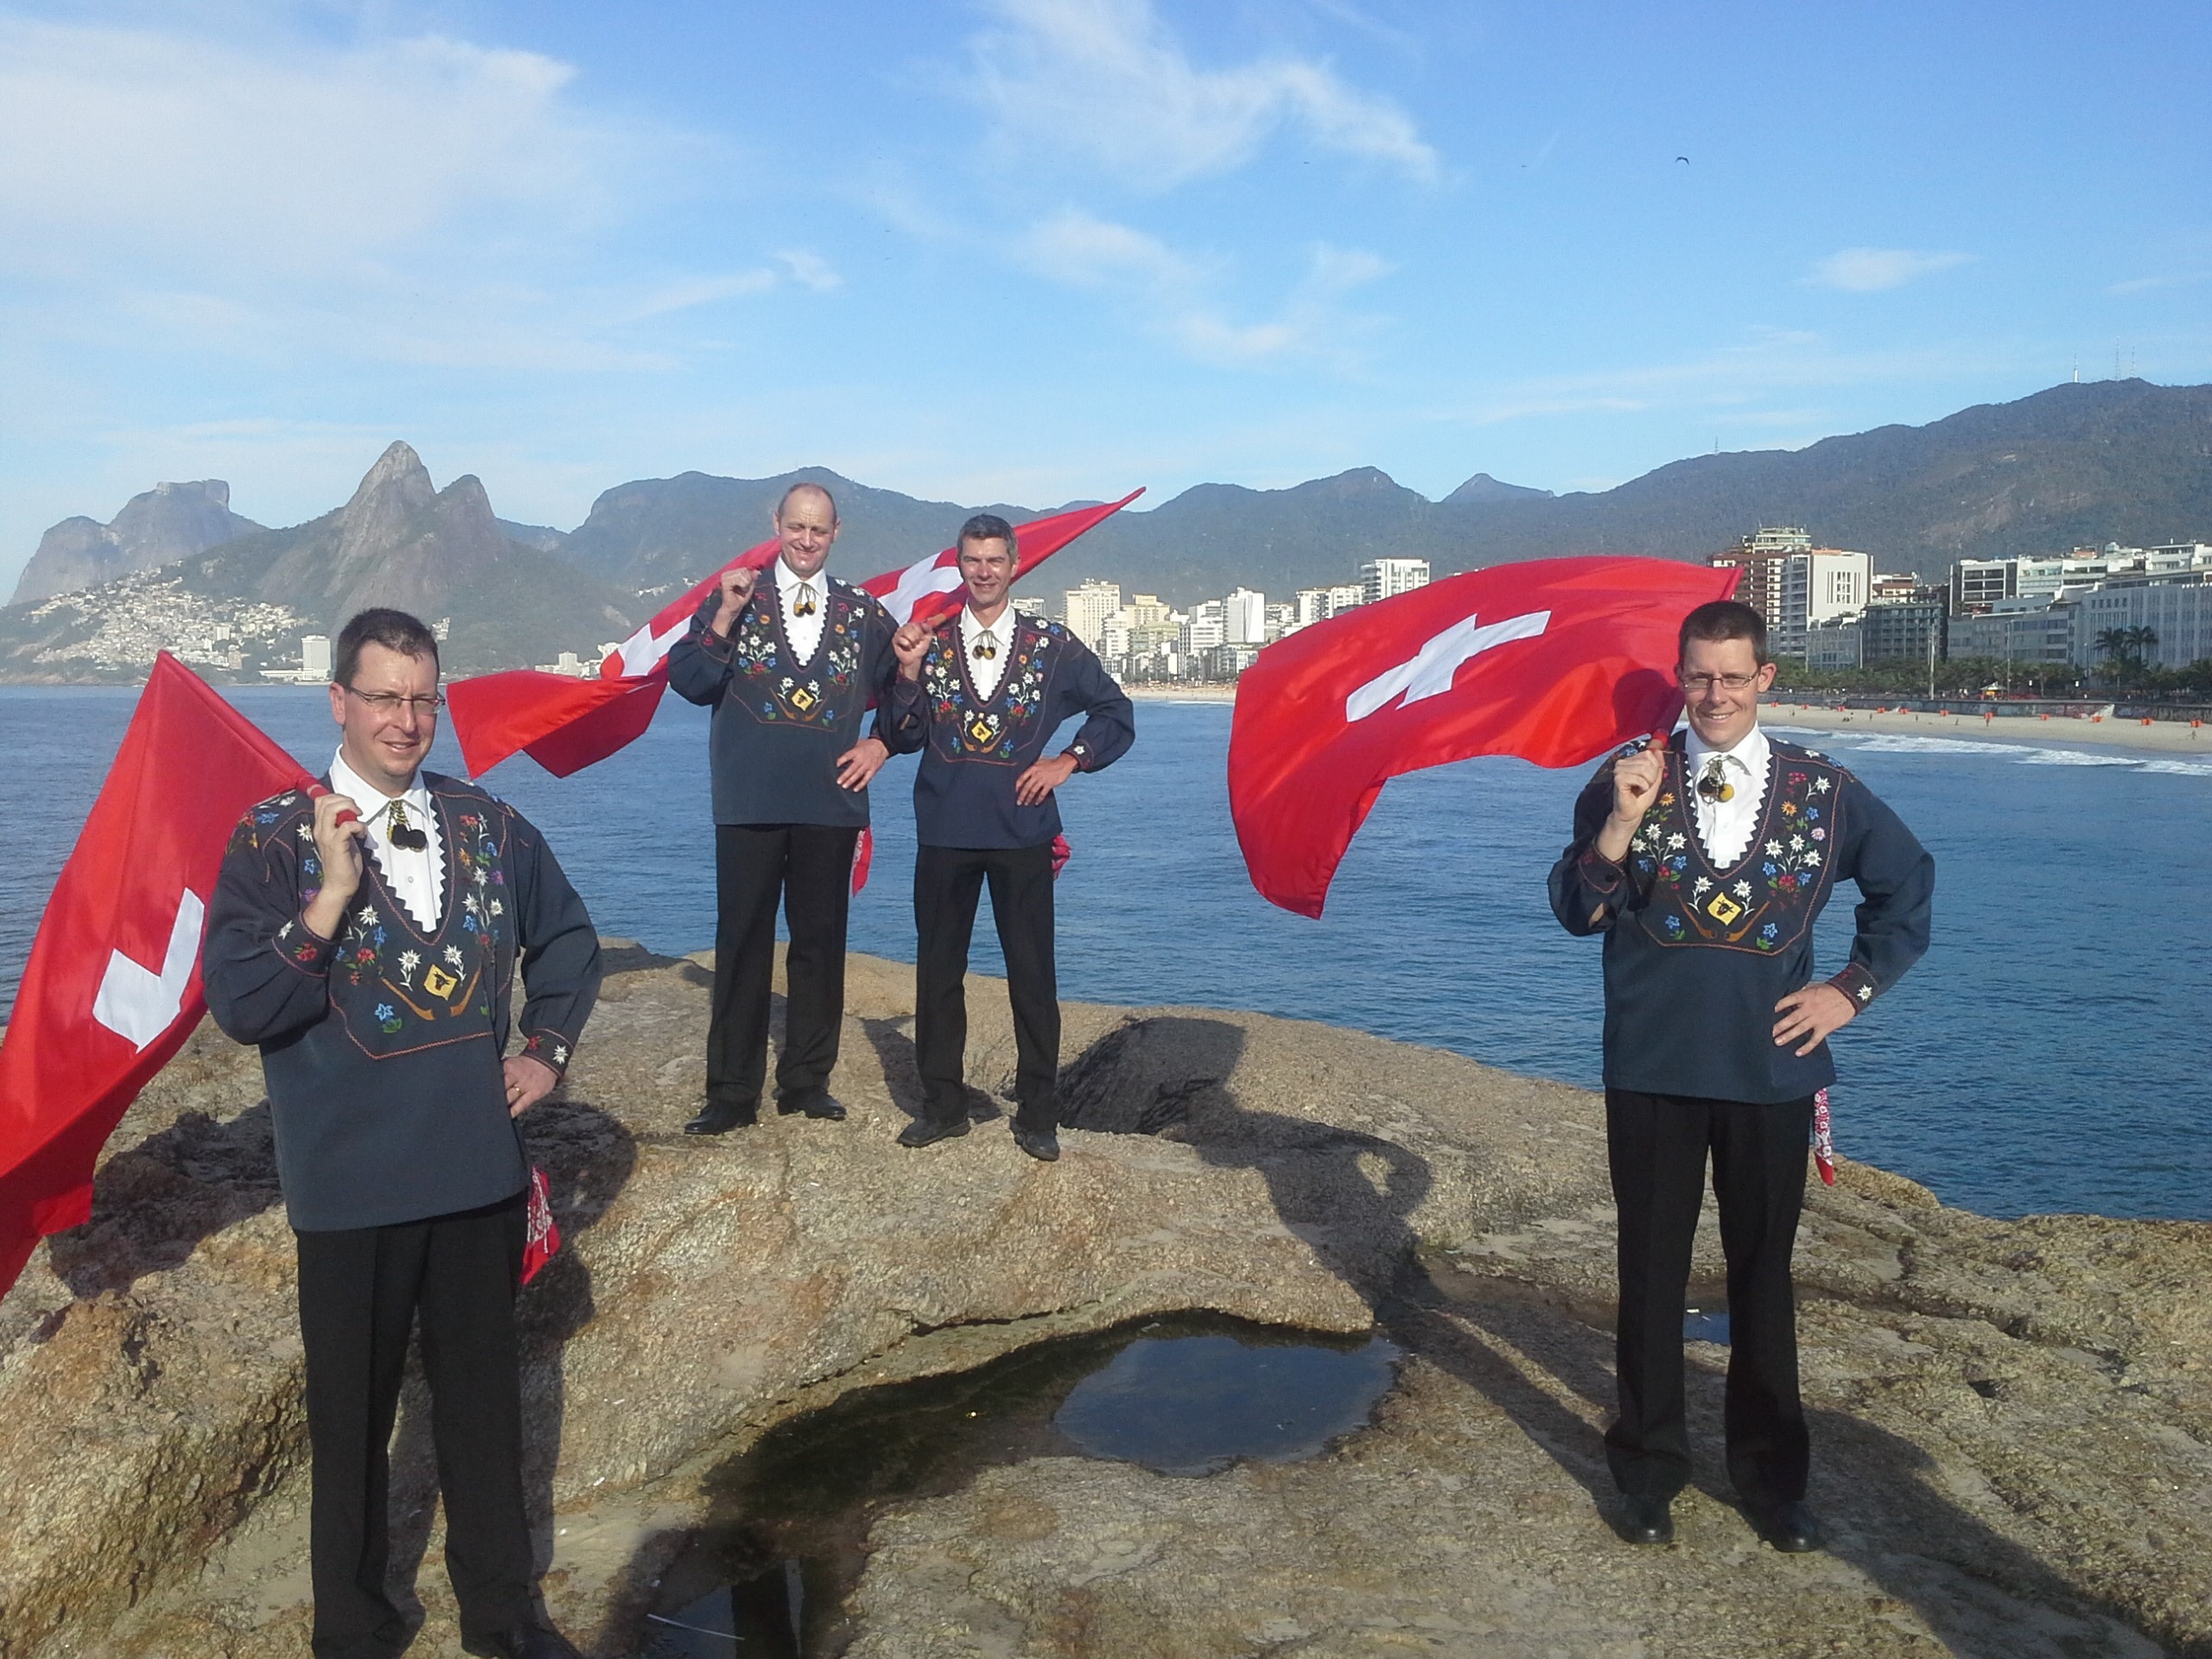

{"left": 10, "top": 479, "right": 259, "bottom": 607}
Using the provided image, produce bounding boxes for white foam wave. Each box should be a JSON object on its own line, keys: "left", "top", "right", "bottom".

{"left": 1766, "top": 727, "right": 2212, "bottom": 779}
{"left": 2139, "top": 758, "right": 2212, "bottom": 778}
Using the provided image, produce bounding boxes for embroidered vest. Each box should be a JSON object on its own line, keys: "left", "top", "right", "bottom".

{"left": 728, "top": 580, "right": 868, "bottom": 728}
{"left": 918, "top": 615, "right": 1065, "bottom": 762}
{"left": 1623, "top": 744, "right": 1845, "bottom": 957}
{"left": 264, "top": 786, "right": 518, "bottom": 1061}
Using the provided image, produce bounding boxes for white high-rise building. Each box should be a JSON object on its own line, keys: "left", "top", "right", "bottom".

{"left": 1181, "top": 600, "right": 1226, "bottom": 653}
{"left": 300, "top": 634, "right": 332, "bottom": 682}
{"left": 1224, "top": 588, "right": 1268, "bottom": 645}
{"left": 1359, "top": 558, "right": 1429, "bottom": 606}
{"left": 1063, "top": 580, "right": 1122, "bottom": 649}
{"left": 1777, "top": 550, "right": 1873, "bottom": 658}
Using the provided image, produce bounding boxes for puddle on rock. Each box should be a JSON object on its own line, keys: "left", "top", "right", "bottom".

{"left": 642, "top": 1313, "right": 1399, "bottom": 1656}
{"left": 1683, "top": 1303, "right": 1732, "bottom": 1344}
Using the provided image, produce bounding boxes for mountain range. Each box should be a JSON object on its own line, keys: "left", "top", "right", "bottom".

{"left": 6, "top": 378, "right": 2209, "bottom": 678}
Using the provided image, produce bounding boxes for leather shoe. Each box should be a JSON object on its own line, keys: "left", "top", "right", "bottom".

{"left": 777, "top": 1093, "right": 847, "bottom": 1121}
{"left": 1012, "top": 1123, "right": 1060, "bottom": 1162}
{"left": 683, "top": 1100, "right": 757, "bottom": 1135}
{"left": 1617, "top": 1492, "right": 1674, "bottom": 1545}
{"left": 462, "top": 1622, "right": 585, "bottom": 1659}
{"left": 1745, "top": 1499, "right": 1824, "bottom": 1554}
{"left": 897, "top": 1116, "right": 970, "bottom": 1148}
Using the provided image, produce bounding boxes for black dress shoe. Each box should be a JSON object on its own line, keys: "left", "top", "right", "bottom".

{"left": 1617, "top": 1492, "right": 1674, "bottom": 1545}
{"left": 1011, "top": 1123, "right": 1060, "bottom": 1162}
{"left": 462, "top": 1622, "right": 585, "bottom": 1659}
{"left": 897, "top": 1116, "right": 970, "bottom": 1148}
{"left": 1745, "top": 1499, "right": 1824, "bottom": 1553}
{"left": 683, "top": 1100, "right": 758, "bottom": 1135}
{"left": 777, "top": 1094, "right": 848, "bottom": 1121}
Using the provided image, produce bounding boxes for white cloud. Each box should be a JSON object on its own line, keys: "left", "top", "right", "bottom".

{"left": 1019, "top": 208, "right": 1391, "bottom": 367}
{"left": 775, "top": 249, "right": 845, "bottom": 292}
{"left": 970, "top": 0, "right": 1438, "bottom": 189}
{"left": 2107, "top": 270, "right": 2209, "bottom": 296}
{"left": 1806, "top": 247, "right": 1973, "bottom": 293}
{"left": 0, "top": 18, "right": 680, "bottom": 278}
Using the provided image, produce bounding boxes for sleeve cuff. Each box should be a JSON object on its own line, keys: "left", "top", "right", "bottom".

{"left": 1065, "top": 741, "right": 1092, "bottom": 772}
{"left": 522, "top": 1029, "right": 575, "bottom": 1079}
{"left": 280, "top": 912, "right": 340, "bottom": 974}
{"left": 1577, "top": 847, "right": 1625, "bottom": 894}
{"left": 1827, "top": 963, "right": 1879, "bottom": 1008}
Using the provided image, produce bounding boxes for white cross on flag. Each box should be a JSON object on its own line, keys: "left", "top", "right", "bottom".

{"left": 0, "top": 653, "right": 311, "bottom": 1295}
{"left": 1229, "top": 556, "right": 1743, "bottom": 918}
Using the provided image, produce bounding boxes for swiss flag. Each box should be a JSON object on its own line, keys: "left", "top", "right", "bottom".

{"left": 1230, "top": 556, "right": 1742, "bottom": 918}
{"left": 444, "top": 491, "right": 1143, "bottom": 780}
{"left": 0, "top": 654, "right": 312, "bottom": 1295}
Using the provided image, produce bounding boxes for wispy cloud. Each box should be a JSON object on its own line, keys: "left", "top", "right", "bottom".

{"left": 1433, "top": 328, "right": 2007, "bottom": 428}
{"left": 0, "top": 18, "right": 692, "bottom": 278}
{"left": 1806, "top": 247, "right": 1974, "bottom": 293}
{"left": 970, "top": 0, "right": 1439, "bottom": 189}
{"left": 1019, "top": 208, "right": 1391, "bottom": 367}
{"left": 2107, "top": 270, "right": 2209, "bottom": 296}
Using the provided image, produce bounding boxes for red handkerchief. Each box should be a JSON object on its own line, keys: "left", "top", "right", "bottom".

{"left": 521, "top": 1166, "right": 561, "bottom": 1284}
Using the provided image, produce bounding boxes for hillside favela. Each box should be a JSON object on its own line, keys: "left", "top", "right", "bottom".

{"left": 6, "top": 8, "right": 2212, "bottom": 1659}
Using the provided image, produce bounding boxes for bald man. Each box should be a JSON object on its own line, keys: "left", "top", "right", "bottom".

{"left": 668, "top": 483, "right": 901, "bottom": 1134}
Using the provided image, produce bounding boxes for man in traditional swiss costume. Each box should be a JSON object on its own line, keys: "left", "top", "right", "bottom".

{"left": 881, "top": 513, "right": 1135, "bottom": 1160}
{"left": 1549, "top": 598, "right": 1933, "bottom": 1554}
{"left": 205, "top": 607, "right": 601, "bottom": 1659}
{"left": 667, "top": 481, "right": 900, "bottom": 1133}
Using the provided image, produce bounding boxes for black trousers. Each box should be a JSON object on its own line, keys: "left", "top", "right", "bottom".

{"left": 1605, "top": 1088, "right": 1814, "bottom": 1507}
{"left": 710, "top": 823, "right": 860, "bottom": 1115}
{"left": 294, "top": 1193, "right": 533, "bottom": 1659}
{"left": 912, "top": 842, "right": 1059, "bottom": 1129}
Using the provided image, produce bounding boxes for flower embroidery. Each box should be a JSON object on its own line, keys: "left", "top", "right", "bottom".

{"left": 398, "top": 949, "right": 420, "bottom": 983}
{"left": 1732, "top": 880, "right": 1752, "bottom": 899}
{"left": 296, "top": 824, "right": 315, "bottom": 842}
{"left": 444, "top": 944, "right": 464, "bottom": 968}
{"left": 1692, "top": 876, "right": 1712, "bottom": 895}
{"left": 358, "top": 906, "right": 378, "bottom": 926}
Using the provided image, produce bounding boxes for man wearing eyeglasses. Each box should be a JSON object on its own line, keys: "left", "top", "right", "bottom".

{"left": 1549, "top": 598, "right": 1932, "bottom": 1556}
{"left": 205, "top": 607, "right": 601, "bottom": 1659}
{"left": 667, "top": 481, "right": 901, "bottom": 1135}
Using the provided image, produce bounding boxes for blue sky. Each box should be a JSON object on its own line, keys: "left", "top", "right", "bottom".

{"left": 3, "top": 0, "right": 2208, "bottom": 588}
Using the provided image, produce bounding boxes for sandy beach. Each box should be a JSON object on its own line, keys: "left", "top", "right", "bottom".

{"left": 1762, "top": 701, "right": 2209, "bottom": 754}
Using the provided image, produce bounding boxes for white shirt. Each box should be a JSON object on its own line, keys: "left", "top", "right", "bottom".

{"left": 775, "top": 556, "right": 827, "bottom": 664}
{"left": 961, "top": 606, "right": 1013, "bottom": 700}
{"left": 328, "top": 748, "right": 444, "bottom": 931}
{"left": 1681, "top": 722, "right": 1770, "bottom": 868}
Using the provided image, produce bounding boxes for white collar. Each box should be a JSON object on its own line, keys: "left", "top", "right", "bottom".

{"left": 777, "top": 558, "right": 825, "bottom": 593}
{"left": 1684, "top": 721, "right": 1769, "bottom": 775}
{"left": 328, "top": 747, "right": 430, "bottom": 823}
{"left": 962, "top": 605, "right": 1013, "bottom": 642}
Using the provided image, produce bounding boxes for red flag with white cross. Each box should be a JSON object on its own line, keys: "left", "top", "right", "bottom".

{"left": 0, "top": 653, "right": 312, "bottom": 1295}
{"left": 1229, "top": 556, "right": 1742, "bottom": 918}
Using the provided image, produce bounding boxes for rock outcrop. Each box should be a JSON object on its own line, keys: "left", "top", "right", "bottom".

{"left": 1, "top": 944, "right": 2208, "bottom": 1658}
{"left": 10, "top": 480, "right": 261, "bottom": 607}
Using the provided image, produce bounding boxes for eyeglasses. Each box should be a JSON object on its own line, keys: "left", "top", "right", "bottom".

{"left": 344, "top": 685, "right": 445, "bottom": 716}
{"left": 1679, "top": 672, "right": 1759, "bottom": 694}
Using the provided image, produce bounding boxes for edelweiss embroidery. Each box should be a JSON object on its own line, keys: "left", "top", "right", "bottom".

{"left": 1628, "top": 751, "right": 1843, "bottom": 955}
{"left": 924, "top": 620, "right": 1062, "bottom": 761}
{"left": 729, "top": 586, "right": 863, "bottom": 727}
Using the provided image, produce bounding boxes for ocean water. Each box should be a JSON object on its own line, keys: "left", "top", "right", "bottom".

{"left": 3, "top": 686, "right": 2208, "bottom": 1223}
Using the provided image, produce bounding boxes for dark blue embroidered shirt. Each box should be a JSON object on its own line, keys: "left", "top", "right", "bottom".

{"left": 883, "top": 613, "right": 1135, "bottom": 849}
{"left": 666, "top": 575, "right": 899, "bottom": 828}
{"left": 1548, "top": 732, "right": 1933, "bottom": 1104}
{"left": 204, "top": 775, "right": 601, "bottom": 1231}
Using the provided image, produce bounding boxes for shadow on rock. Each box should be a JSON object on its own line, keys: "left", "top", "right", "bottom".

{"left": 1414, "top": 1276, "right": 2177, "bottom": 1659}
{"left": 860, "top": 1013, "right": 1004, "bottom": 1127}
{"left": 48, "top": 1102, "right": 283, "bottom": 1298}
{"left": 1060, "top": 1015, "right": 1430, "bottom": 1308}
{"left": 379, "top": 1094, "right": 639, "bottom": 1631}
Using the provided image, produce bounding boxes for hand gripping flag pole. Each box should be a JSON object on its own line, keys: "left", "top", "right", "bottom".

{"left": 1228, "top": 556, "right": 1743, "bottom": 918}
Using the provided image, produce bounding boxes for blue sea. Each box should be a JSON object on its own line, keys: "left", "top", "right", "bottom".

{"left": 3, "top": 685, "right": 2208, "bottom": 1223}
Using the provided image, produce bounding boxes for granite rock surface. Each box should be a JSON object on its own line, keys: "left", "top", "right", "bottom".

{"left": 0, "top": 943, "right": 2205, "bottom": 1658}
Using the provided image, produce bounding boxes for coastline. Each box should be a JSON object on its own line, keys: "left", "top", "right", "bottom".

{"left": 1763, "top": 700, "right": 2209, "bottom": 754}
{"left": 1124, "top": 683, "right": 1236, "bottom": 702}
